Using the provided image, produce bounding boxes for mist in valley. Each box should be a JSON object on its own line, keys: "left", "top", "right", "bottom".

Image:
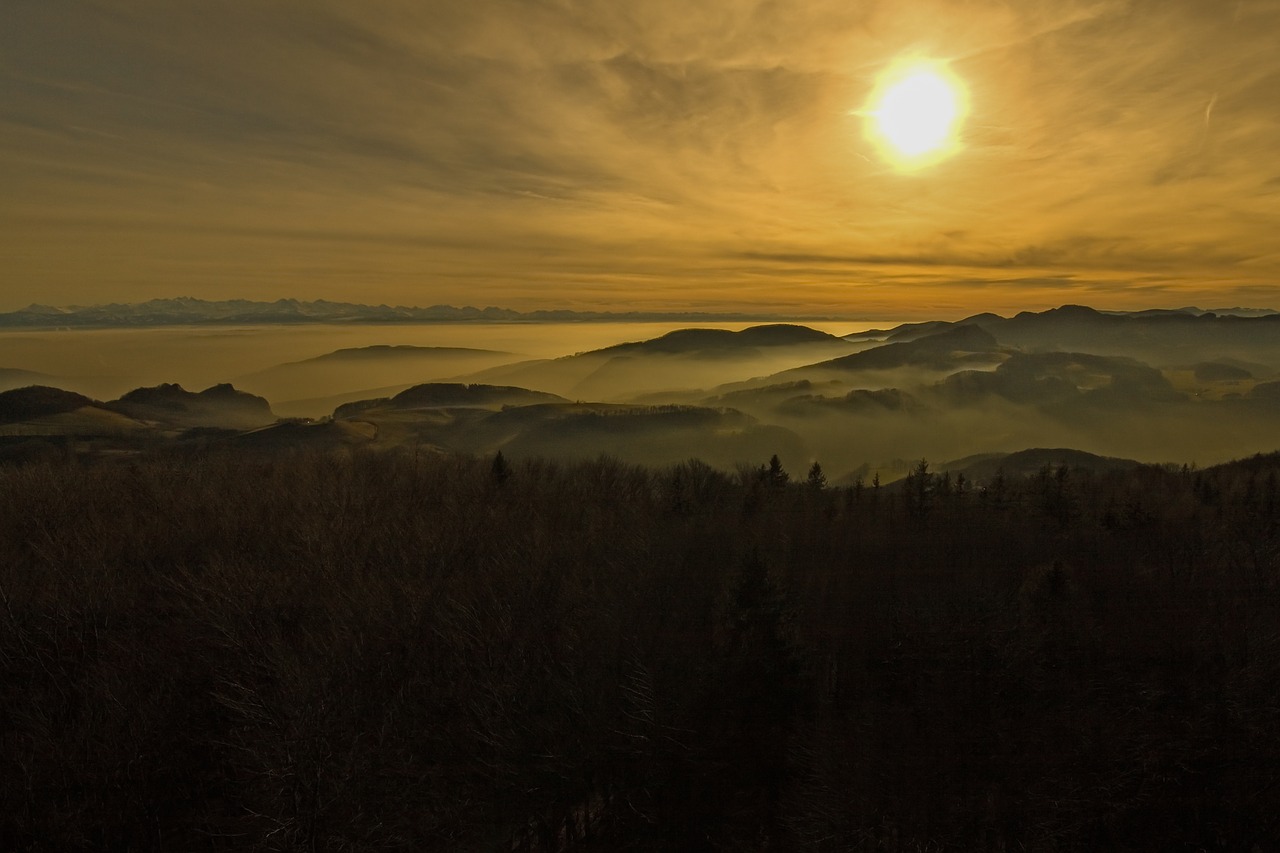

{"left": 4, "top": 307, "right": 1279, "bottom": 480}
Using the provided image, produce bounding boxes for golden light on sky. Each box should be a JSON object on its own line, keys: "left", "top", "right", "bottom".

{"left": 3, "top": 0, "right": 1280, "bottom": 319}
{"left": 864, "top": 60, "right": 968, "bottom": 169}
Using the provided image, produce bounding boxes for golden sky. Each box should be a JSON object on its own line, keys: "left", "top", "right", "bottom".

{"left": 2, "top": 0, "right": 1279, "bottom": 318}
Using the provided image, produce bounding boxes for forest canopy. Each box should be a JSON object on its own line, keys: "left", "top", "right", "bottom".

{"left": 2, "top": 445, "right": 1278, "bottom": 849}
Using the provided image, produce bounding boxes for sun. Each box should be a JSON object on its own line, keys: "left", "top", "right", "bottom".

{"left": 864, "top": 59, "right": 968, "bottom": 169}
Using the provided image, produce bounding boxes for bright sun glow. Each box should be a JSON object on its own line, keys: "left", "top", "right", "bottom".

{"left": 865, "top": 60, "right": 968, "bottom": 169}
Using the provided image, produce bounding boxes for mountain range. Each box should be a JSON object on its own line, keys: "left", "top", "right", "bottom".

{"left": 2, "top": 298, "right": 1274, "bottom": 329}
{"left": 0, "top": 297, "right": 812, "bottom": 327}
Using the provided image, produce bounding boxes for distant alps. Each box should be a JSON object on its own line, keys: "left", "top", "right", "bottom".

{"left": 0, "top": 297, "right": 814, "bottom": 328}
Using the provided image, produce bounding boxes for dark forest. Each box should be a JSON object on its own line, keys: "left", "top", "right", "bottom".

{"left": 2, "top": 446, "right": 1279, "bottom": 850}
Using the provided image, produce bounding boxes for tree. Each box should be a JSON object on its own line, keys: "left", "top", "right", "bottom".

{"left": 906, "top": 458, "right": 932, "bottom": 517}
{"left": 765, "top": 454, "right": 789, "bottom": 489}
{"left": 490, "top": 450, "right": 511, "bottom": 484}
{"left": 806, "top": 461, "right": 827, "bottom": 491}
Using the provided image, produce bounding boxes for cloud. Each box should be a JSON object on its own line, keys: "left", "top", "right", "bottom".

{"left": 1, "top": 0, "right": 1278, "bottom": 312}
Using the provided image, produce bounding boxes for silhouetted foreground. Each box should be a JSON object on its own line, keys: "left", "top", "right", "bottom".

{"left": 2, "top": 448, "right": 1279, "bottom": 850}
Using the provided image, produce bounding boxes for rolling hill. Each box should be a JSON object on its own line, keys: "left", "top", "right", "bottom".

{"left": 107, "top": 383, "right": 276, "bottom": 430}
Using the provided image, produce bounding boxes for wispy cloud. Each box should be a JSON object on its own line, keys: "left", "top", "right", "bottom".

{"left": 1, "top": 0, "right": 1278, "bottom": 313}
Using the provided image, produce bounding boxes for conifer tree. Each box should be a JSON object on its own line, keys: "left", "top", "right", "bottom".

{"left": 490, "top": 450, "right": 511, "bottom": 484}
{"left": 806, "top": 461, "right": 827, "bottom": 490}
{"left": 766, "top": 454, "right": 789, "bottom": 489}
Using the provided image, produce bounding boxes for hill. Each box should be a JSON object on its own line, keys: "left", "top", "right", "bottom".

{"left": 791, "top": 324, "right": 1001, "bottom": 374}
{"left": 0, "top": 386, "right": 97, "bottom": 424}
{"left": 107, "top": 383, "right": 276, "bottom": 430}
{"left": 323, "top": 385, "right": 809, "bottom": 468}
{"left": 937, "top": 447, "right": 1143, "bottom": 481}
{"left": 870, "top": 305, "right": 1280, "bottom": 372}
{"left": 4, "top": 445, "right": 1280, "bottom": 849}
{"left": 933, "top": 351, "right": 1182, "bottom": 408}
{"left": 292, "top": 345, "right": 513, "bottom": 363}
{"left": 600, "top": 324, "right": 846, "bottom": 355}
{"left": 333, "top": 383, "right": 567, "bottom": 418}
{"left": 462, "top": 324, "right": 857, "bottom": 400}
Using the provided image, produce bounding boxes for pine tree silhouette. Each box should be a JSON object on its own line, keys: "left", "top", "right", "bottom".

{"left": 807, "top": 461, "right": 826, "bottom": 490}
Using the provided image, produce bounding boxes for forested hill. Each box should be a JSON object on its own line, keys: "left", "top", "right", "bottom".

{"left": 2, "top": 446, "right": 1279, "bottom": 849}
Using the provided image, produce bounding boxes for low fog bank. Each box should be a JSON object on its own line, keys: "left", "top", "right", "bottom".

{"left": 0, "top": 321, "right": 868, "bottom": 412}
{"left": 2, "top": 309, "right": 1279, "bottom": 477}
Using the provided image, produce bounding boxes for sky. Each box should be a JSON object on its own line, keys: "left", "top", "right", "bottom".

{"left": 2, "top": 0, "right": 1279, "bottom": 319}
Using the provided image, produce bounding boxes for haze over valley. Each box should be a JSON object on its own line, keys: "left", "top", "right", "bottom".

{"left": 4, "top": 301, "right": 1279, "bottom": 479}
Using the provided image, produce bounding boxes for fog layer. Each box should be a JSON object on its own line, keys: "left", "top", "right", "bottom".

{"left": 3, "top": 309, "right": 1278, "bottom": 478}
